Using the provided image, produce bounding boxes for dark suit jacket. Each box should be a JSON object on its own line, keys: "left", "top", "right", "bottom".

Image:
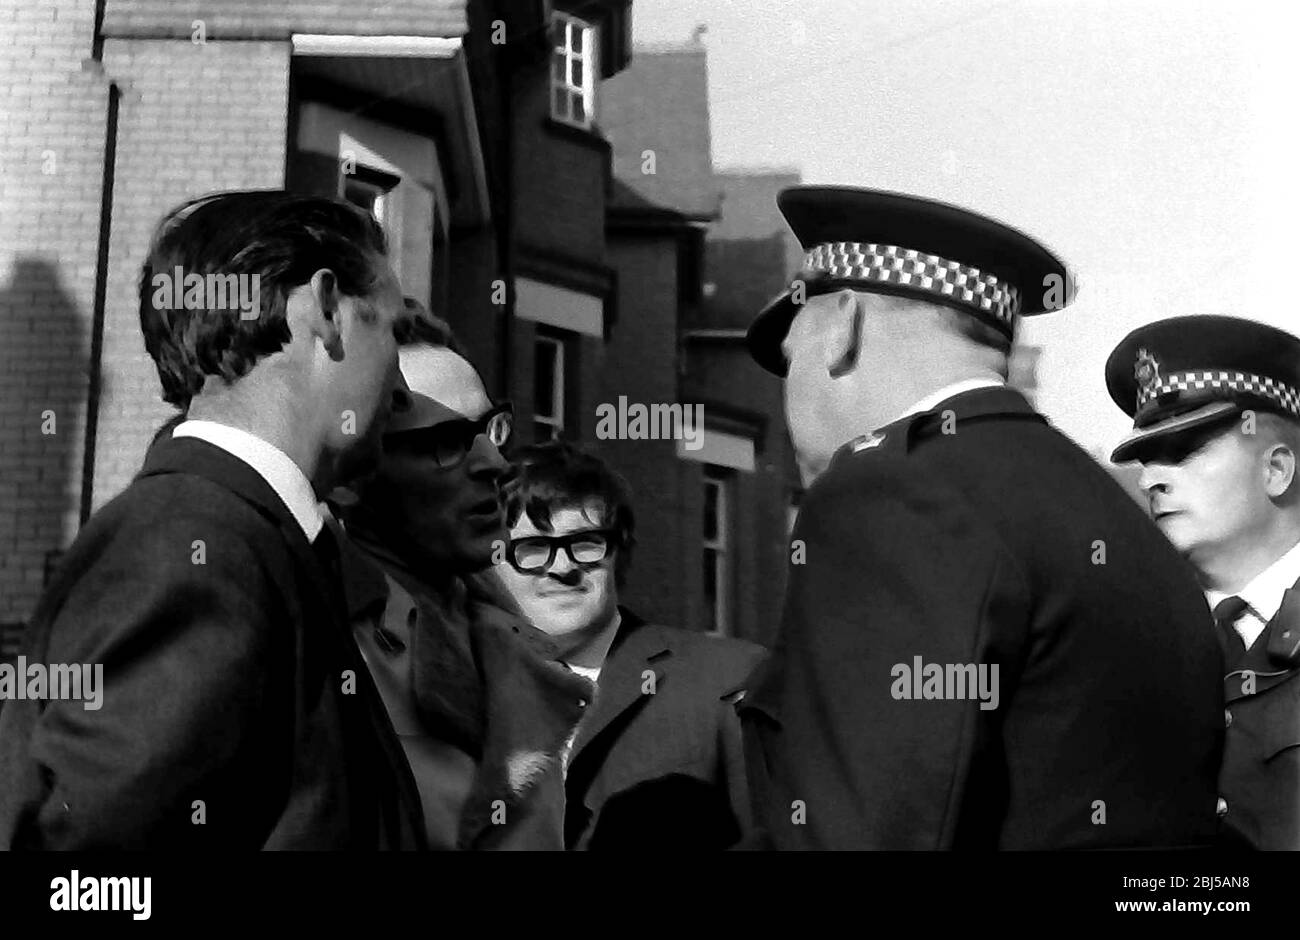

{"left": 564, "top": 608, "right": 766, "bottom": 850}
{"left": 0, "top": 436, "right": 426, "bottom": 849}
{"left": 741, "top": 386, "right": 1224, "bottom": 849}
{"left": 1220, "top": 582, "right": 1300, "bottom": 849}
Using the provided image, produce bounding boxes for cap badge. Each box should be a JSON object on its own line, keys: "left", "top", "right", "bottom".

{"left": 1134, "top": 349, "right": 1162, "bottom": 400}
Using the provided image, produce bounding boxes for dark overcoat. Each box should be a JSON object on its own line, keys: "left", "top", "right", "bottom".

{"left": 0, "top": 436, "right": 425, "bottom": 849}
{"left": 565, "top": 608, "right": 766, "bottom": 850}
{"left": 741, "top": 386, "right": 1224, "bottom": 849}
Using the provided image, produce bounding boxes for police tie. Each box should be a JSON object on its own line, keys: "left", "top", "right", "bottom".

{"left": 1213, "top": 595, "right": 1249, "bottom": 660}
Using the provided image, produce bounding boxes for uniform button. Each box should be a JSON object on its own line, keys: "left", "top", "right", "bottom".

{"left": 1216, "top": 797, "right": 1229, "bottom": 817}
{"left": 1224, "top": 708, "right": 1232, "bottom": 728}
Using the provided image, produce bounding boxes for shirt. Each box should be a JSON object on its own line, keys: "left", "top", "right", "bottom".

{"left": 173, "top": 420, "right": 324, "bottom": 541}
{"left": 1205, "top": 538, "right": 1300, "bottom": 649}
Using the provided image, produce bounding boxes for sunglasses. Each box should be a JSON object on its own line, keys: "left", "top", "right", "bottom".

{"left": 386, "top": 402, "right": 513, "bottom": 469}
{"left": 506, "top": 528, "right": 618, "bottom": 574}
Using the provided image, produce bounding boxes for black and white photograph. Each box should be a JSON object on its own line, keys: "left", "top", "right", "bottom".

{"left": 0, "top": 0, "right": 1292, "bottom": 922}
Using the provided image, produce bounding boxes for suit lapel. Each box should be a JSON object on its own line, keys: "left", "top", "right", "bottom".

{"left": 569, "top": 613, "right": 671, "bottom": 766}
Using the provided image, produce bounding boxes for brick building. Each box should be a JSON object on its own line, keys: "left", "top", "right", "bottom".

{"left": 0, "top": 0, "right": 634, "bottom": 656}
{"left": 594, "top": 39, "right": 800, "bottom": 644}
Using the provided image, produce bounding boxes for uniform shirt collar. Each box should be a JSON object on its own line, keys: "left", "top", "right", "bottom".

{"left": 888, "top": 377, "right": 1007, "bottom": 428}
{"left": 1205, "top": 537, "right": 1300, "bottom": 624}
{"left": 172, "top": 419, "right": 324, "bottom": 541}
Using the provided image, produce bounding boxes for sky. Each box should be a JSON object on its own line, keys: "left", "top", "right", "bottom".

{"left": 632, "top": 0, "right": 1300, "bottom": 457}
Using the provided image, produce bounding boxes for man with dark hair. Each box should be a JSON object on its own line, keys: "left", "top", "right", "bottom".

{"left": 494, "top": 440, "right": 766, "bottom": 850}
{"left": 740, "top": 185, "right": 1222, "bottom": 849}
{"left": 0, "top": 190, "right": 422, "bottom": 849}
{"left": 1106, "top": 315, "right": 1300, "bottom": 849}
{"left": 334, "top": 316, "right": 590, "bottom": 849}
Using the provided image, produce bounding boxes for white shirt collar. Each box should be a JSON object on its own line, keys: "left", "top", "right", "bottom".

{"left": 1205, "top": 537, "right": 1300, "bottom": 625}
{"left": 172, "top": 419, "right": 324, "bottom": 542}
{"left": 888, "top": 377, "right": 1007, "bottom": 428}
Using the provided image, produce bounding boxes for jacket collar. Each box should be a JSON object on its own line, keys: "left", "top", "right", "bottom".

{"left": 831, "top": 385, "right": 1043, "bottom": 466}
{"left": 141, "top": 434, "right": 306, "bottom": 538}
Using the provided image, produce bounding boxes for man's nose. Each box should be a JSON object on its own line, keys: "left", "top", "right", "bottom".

{"left": 547, "top": 549, "right": 582, "bottom": 583}
{"left": 1138, "top": 461, "right": 1172, "bottom": 497}
{"left": 464, "top": 434, "right": 507, "bottom": 479}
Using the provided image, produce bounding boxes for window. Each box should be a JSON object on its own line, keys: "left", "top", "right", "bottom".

{"left": 341, "top": 164, "right": 399, "bottom": 228}
{"left": 703, "top": 467, "right": 733, "bottom": 636}
{"left": 551, "top": 12, "right": 597, "bottom": 129}
{"left": 534, "top": 333, "right": 565, "bottom": 441}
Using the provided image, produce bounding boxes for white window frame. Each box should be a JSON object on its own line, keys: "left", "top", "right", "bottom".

{"left": 703, "top": 467, "right": 731, "bottom": 636}
{"left": 551, "top": 12, "right": 597, "bottom": 129}
{"left": 534, "top": 334, "right": 565, "bottom": 441}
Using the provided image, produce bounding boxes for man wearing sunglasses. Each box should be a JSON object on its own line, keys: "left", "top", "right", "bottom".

{"left": 332, "top": 316, "right": 591, "bottom": 849}
{"left": 494, "top": 440, "right": 766, "bottom": 850}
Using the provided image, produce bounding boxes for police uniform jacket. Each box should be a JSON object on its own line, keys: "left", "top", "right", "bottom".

{"left": 1216, "top": 568, "right": 1300, "bottom": 850}
{"left": 741, "top": 385, "right": 1225, "bottom": 849}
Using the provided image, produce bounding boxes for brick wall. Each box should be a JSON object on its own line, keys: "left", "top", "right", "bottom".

{"left": 511, "top": 75, "right": 609, "bottom": 263}
{"left": 600, "top": 234, "right": 691, "bottom": 630}
{"left": 89, "top": 38, "right": 289, "bottom": 509}
{"left": 0, "top": 0, "right": 107, "bottom": 622}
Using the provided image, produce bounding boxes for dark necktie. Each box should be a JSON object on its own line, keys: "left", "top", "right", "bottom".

{"left": 1213, "top": 595, "right": 1249, "bottom": 660}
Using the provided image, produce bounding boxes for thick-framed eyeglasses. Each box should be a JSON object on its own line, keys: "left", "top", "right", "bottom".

{"left": 506, "top": 528, "right": 618, "bottom": 574}
{"left": 386, "top": 402, "right": 513, "bottom": 469}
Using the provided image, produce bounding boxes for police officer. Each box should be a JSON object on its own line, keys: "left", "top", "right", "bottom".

{"left": 1106, "top": 314, "right": 1300, "bottom": 850}
{"left": 739, "top": 185, "right": 1223, "bottom": 849}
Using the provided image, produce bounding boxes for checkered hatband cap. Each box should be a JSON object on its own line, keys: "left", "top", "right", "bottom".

{"left": 799, "top": 241, "right": 1022, "bottom": 326}
{"left": 1138, "top": 369, "right": 1300, "bottom": 418}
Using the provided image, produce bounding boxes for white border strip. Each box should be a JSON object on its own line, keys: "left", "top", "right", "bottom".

{"left": 291, "top": 35, "right": 463, "bottom": 58}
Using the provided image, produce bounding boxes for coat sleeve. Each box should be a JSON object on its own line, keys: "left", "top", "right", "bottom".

{"left": 16, "top": 511, "right": 286, "bottom": 849}
{"left": 719, "top": 647, "right": 767, "bottom": 849}
{"left": 744, "top": 455, "right": 1031, "bottom": 849}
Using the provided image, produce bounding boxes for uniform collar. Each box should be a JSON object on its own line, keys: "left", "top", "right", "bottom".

{"left": 172, "top": 419, "right": 323, "bottom": 541}
{"left": 833, "top": 382, "right": 1033, "bottom": 461}
{"left": 1206, "top": 537, "right": 1300, "bottom": 625}
{"left": 888, "top": 377, "right": 1006, "bottom": 427}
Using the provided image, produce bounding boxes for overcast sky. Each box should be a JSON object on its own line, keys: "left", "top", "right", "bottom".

{"left": 633, "top": 0, "right": 1299, "bottom": 458}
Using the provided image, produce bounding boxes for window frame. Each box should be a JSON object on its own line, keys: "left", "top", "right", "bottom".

{"left": 702, "top": 466, "right": 733, "bottom": 636}
{"left": 550, "top": 11, "right": 598, "bottom": 130}
{"left": 533, "top": 332, "right": 566, "bottom": 442}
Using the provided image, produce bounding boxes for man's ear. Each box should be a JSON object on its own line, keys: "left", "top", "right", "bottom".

{"left": 1263, "top": 440, "right": 1298, "bottom": 499}
{"left": 307, "top": 268, "right": 344, "bottom": 360}
{"left": 826, "top": 290, "right": 863, "bottom": 378}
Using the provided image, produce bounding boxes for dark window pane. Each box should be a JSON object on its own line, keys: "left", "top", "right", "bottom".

{"left": 703, "top": 480, "right": 718, "bottom": 540}
{"left": 534, "top": 339, "right": 556, "bottom": 419}
{"left": 703, "top": 549, "right": 718, "bottom": 631}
